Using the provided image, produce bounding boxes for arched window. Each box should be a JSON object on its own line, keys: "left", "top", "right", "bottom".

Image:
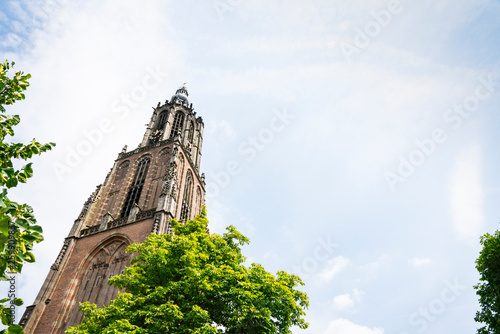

{"left": 180, "top": 171, "right": 193, "bottom": 221}
{"left": 170, "top": 111, "right": 185, "bottom": 139}
{"left": 114, "top": 161, "right": 129, "bottom": 190}
{"left": 195, "top": 186, "right": 202, "bottom": 216}
{"left": 121, "top": 157, "right": 150, "bottom": 217}
{"left": 188, "top": 121, "right": 195, "bottom": 143}
{"left": 150, "top": 112, "right": 168, "bottom": 145}
{"left": 67, "top": 239, "right": 130, "bottom": 328}
{"left": 156, "top": 111, "right": 168, "bottom": 131}
{"left": 107, "top": 161, "right": 130, "bottom": 216}
{"left": 177, "top": 153, "right": 185, "bottom": 183}
{"left": 157, "top": 149, "right": 171, "bottom": 178}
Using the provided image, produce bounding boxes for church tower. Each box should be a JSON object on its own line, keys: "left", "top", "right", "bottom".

{"left": 19, "top": 86, "right": 205, "bottom": 333}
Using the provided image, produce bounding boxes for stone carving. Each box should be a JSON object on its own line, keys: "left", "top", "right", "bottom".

{"left": 151, "top": 214, "right": 161, "bottom": 234}
{"left": 19, "top": 305, "right": 35, "bottom": 327}
{"left": 77, "top": 185, "right": 102, "bottom": 220}
{"left": 136, "top": 208, "right": 155, "bottom": 221}
{"left": 105, "top": 242, "right": 121, "bottom": 256}
{"left": 171, "top": 145, "right": 179, "bottom": 159}
{"left": 92, "top": 252, "right": 109, "bottom": 269}
{"left": 50, "top": 239, "right": 71, "bottom": 271}
{"left": 170, "top": 182, "right": 178, "bottom": 200}
{"left": 165, "top": 222, "right": 173, "bottom": 235}
{"left": 79, "top": 225, "right": 99, "bottom": 237}
{"left": 160, "top": 162, "right": 178, "bottom": 197}
{"left": 165, "top": 161, "right": 177, "bottom": 181}
{"left": 112, "top": 249, "right": 129, "bottom": 264}
{"left": 106, "top": 217, "right": 127, "bottom": 229}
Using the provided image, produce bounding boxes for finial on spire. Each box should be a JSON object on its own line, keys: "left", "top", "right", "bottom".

{"left": 171, "top": 84, "right": 189, "bottom": 105}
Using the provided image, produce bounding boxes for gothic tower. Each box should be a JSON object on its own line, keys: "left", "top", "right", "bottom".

{"left": 19, "top": 86, "right": 205, "bottom": 333}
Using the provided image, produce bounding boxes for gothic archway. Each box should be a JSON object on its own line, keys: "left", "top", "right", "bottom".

{"left": 66, "top": 235, "right": 132, "bottom": 327}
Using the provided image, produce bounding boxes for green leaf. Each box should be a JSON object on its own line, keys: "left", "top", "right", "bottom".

{"left": 2, "top": 169, "right": 14, "bottom": 178}
{"left": 0, "top": 310, "right": 11, "bottom": 326}
{"left": 0, "top": 218, "right": 9, "bottom": 237}
{"left": 17, "top": 173, "right": 26, "bottom": 183}
{"left": 24, "top": 252, "right": 35, "bottom": 263}
{"left": 14, "top": 218, "right": 28, "bottom": 230}
{"left": 6, "top": 324, "right": 23, "bottom": 334}
{"left": 23, "top": 163, "right": 33, "bottom": 178}
{"left": 21, "top": 234, "right": 39, "bottom": 243}
{"left": 5, "top": 178, "right": 17, "bottom": 188}
{"left": 27, "top": 225, "right": 42, "bottom": 233}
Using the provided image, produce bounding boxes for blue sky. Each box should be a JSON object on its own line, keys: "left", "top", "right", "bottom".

{"left": 1, "top": 0, "right": 500, "bottom": 333}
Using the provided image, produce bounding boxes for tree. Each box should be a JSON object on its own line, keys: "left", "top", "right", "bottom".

{"left": 475, "top": 230, "right": 500, "bottom": 334}
{"left": 0, "top": 60, "right": 55, "bottom": 333}
{"left": 66, "top": 210, "right": 309, "bottom": 334}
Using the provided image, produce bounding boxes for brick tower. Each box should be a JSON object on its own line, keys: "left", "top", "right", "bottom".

{"left": 20, "top": 85, "right": 205, "bottom": 333}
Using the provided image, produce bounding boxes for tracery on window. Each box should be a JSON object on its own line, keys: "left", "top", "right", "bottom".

{"left": 121, "top": 157, "right": 150, "bottom": 218}
{"left": 195, "top": 186, "right": 202, "bottom": 216}
{"left": 150, "top": 112, "right": 168, "bottom": 145}
{"left": 114, "top": 161, "right": 129, "bottom": 190}
{"left": 188, "top": 121, "right": 195, "bottom": 143}
{"left": 170, "top": 111, "right": 185, "bottom": 139}
{"left": 67, "top": 239, "right": 130, "bottom": 328}
{"left": 180, "top": 170, "right": 193, "bottom": 221}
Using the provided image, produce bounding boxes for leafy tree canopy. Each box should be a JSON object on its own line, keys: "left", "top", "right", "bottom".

{"left": 67, "top": 210, "right": 309, "bottom": 334}
{"left": 0, "top": 60, "right": 55, "bottom": 332}
{"left": 475, "top": 230, "right": 500, "bottom": 334}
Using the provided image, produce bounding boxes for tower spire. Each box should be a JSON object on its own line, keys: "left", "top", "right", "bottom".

{"left": 21, "top": 86, "right": 206, "bottom": 333}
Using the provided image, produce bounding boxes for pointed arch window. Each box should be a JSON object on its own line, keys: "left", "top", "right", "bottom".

{"left": 150, "top": 111, "right": 169, "bottom": 145}
{"left": 170, "top": 111, "right": 185, "bottom": 139}
{"left": 195, "top": 186, "right": 202, "bottom": 216}
{"left": 156, "top": 111, "right": 168, "bottom": 131}
{"left": 188, "top": 121, "right": 195, "bottom": 143}
{"left": 180, "top": 171, "right": 193, "bottom": 221}
{"left": 114, "top": 161, "right": 129, "bottom": 190}
{"left": 121, "top": 157, "right": 150, "bottom": 218}
{"left": 68, "top": 240, "right": 130, "bottom": 328}
{"left": 94, "top": 276, "right": 101, "bottom": 287}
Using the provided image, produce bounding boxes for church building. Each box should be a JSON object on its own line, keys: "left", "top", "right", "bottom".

{"left": 19, "top": 85, "right": 205, "bottom": 333}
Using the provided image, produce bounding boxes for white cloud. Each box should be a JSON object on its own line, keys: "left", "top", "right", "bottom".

{"left": 449, "top": 145, "right": 484, "bottom": 239}
{"left": 408, "top": 257, "right": 432, "bottom": 267}
{"left": 320, "top": 256, "right": 350, "bottom": 282}
{"left": 324, "top": 318, "right": 384, "bottom": 334}
{"left": 333, "top": 288, "right": 365, "bottom": 311}
{"left": 333, "top": 293, "right": 354, "bottom": 310}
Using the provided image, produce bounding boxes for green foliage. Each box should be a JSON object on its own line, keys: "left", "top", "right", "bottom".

{"left": 475, "top": 230, "right": 500, "bottom": 333}
{"left": 0, "top": 60, "right": 55, "bottom": 332}
{"left": 66, "top": 209, "right": 309, "bottom": 333}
